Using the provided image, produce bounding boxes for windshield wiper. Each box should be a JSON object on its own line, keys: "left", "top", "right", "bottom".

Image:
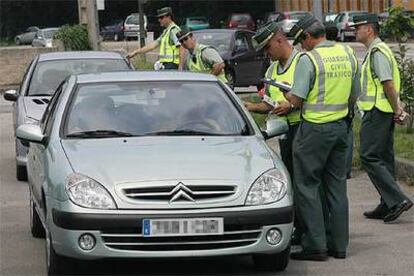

{"left": 142, "top": 129, "right": 227, "bottom": 136}
{"left": 66, "top": 130, "right": 134, "bottom": 138}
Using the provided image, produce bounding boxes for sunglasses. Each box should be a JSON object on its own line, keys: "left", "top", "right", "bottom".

{"left": 179, "top": 36, "right": 190, "bottom": 43}
{"left": 157, "top": 15, "right": 166, "bottom": 20}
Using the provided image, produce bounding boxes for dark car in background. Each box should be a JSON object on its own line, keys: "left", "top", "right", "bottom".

{"left": 226, "top": 13, "right": 255, "bottom": 31}
{"left": 100, "top": 19, "right": 125, "bottom": 41}
{"left": 193, "top": 29, "right": 269, "bottom": 88}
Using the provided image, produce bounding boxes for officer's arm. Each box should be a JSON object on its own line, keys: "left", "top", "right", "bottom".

{"left": 127, "top": 41, "right": 159, "bottom": 59}
{"left": 383, "top": 80, "right": 401, "bottom": 115}
{"left": 244, "top": 101, "right": 273, "bottom": 114}
{"left": 211, "top": 62, "right": 225, "bottom": 76}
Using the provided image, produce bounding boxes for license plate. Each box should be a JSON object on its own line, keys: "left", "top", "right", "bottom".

{"left": 142, "top": 218, "right": 223, "bottom": 237}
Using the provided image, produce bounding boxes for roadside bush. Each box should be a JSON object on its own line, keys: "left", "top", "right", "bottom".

{"left": 381, "top": 6, "right": 414, "bottom": 43}
{"left": 54, "top": 25, "right": 91, "bottom": 51}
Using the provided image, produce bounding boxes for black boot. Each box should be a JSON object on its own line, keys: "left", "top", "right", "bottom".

{"left": 363, "top": 203, "right": 389, "bottom": 219}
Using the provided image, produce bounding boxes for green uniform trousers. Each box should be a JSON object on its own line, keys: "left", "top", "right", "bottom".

{"left": 293, "top": 119, "right": 349, "bottom": 252}
{"left": 360, "top": 108, "right": 408, "bottom": 209}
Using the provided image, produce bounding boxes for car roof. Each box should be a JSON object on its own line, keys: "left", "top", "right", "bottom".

{"left": 192, "top": 28, "right": 246, "bottom": 34}
{"left": 38, "top": 51, "right": 124, "bottom": 62}
{"left": 39, "top": 27, "right": 59, "bottom": 31}
{"left": 75, "top": 71, "right": 217, "bottom": 84}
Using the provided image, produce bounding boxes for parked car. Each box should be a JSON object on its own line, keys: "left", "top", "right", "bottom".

{"left": 31, "top": 28, "right": 59, "bottom": 47}
{"left": 334, "top": 10, "right": 368, "bottom": 41}
{"left": 226, "top": 13, "right": 256, "bottom": 31}
{"left": 264, "top": 11, "right": 312, "bottom": 34}
{"left": 2, "top": 51, "right": 132, "bottom": 181}
{"left": 17, "top": 70, "right": 293, "bottom": 275}
{"left": 181, "top": 16, "right": 210, "bottom": 30}
{"left": 100, "top": 19, "right": 124, "bottom": 41}
{"left": 324, "top": 12, "right": 338, "bottom": 22}
{"left": 193, "top": 29, "right": 269, "bottom": 88}
{"left": 123, "top": 13, "right": 148, "bottom": 40}
{"left": 14, "top": 26, "right": 39, "bottom": 45}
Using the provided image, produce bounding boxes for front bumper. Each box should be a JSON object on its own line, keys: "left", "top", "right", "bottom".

{"left": 50, "top": 206, "right": 294, "bottom": 260}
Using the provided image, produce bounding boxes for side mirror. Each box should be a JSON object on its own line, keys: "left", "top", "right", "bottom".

{"left": 3, "top": 89, "right": 18, "bottom": 101}
{"left": 262, "top": 119, "right": 288, "bottom": 140}
{"left": 16, "top": 124, "right": 45, "bottom": 144}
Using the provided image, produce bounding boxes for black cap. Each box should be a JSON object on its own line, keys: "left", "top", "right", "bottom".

{"left": 349, "top": 13, "right": 379, "bottom": 27}
{"left": 176, "top": 28, "right": 192, "bottom": 42}
{"left": 252, "top": 21, "right": 282, "bottom": 50}
{"left": 289, "top": 15, "right": 319, "bottom": 45}
{"left": 157, "top": 7, "right": 172, "bottom": 18}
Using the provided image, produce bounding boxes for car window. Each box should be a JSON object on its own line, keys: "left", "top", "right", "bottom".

{"left": 43, "top": 29, "right": 58, "bottom": 39}
{"left": 64, "top": 81, "right": 249, "bottom": 137}
{"left": 193, "top": 32, "right": 232, "bottom": 53}
{"left": 41, "top": 81, "right": 67, "bottom": 133}
{"left": 289, "top": 12, "right": 310, "bottom": 20}
{"left": 267, "top": 14, "right": 280, "bottom": 22}
{"left": 335, "top": 13, "right": 345, "bottom": 23}
{"left": 231, "top": 14, "right": 251, "bottom": 22}
{"left": 234, "top": 33, "right": 249, "bottom": 52}
{"left": 126, "top": 15, "right": 147, "bottom": 25}
{"left": 27, "top": 58, "right": 130, "bottom": 96}
{"left": 188, "top": 18, "right": 208, "bottom": 24}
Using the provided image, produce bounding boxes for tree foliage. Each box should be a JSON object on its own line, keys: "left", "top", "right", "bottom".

{"left": 381, "top": 6, "right": 414, "bottom": 43}
{"left": 54, "top": 25, "right": 91, "bottom": 51}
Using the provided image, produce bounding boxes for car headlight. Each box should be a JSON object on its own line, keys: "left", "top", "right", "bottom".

{"left": 245, "top": 169, "right": 288, "bottom": 205}
{"left": 66, "top": 173, "right": 117, "bottom": 209}
{"left": 24, "top": 116, "right": 38, "bottom": 124}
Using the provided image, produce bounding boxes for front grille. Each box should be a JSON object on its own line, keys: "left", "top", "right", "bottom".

{"left": 122, "top": 185, "right": 236, "bottom": 202}
{"left": 101, "top": 228, "right": 261, "bottom": 251}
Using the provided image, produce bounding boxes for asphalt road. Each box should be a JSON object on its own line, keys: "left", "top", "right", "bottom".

{"left": 0, "top": 95, "right": 413, "bottom": 275}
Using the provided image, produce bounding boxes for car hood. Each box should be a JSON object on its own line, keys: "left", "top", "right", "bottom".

{"left": 61, "top": 136, "right": 275, "bottom": 187}
{"left": 23, "top": 96, "right": 51, "bottom": 121}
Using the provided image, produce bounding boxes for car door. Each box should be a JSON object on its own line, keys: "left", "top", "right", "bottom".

{"left": 232, "top": 31, "right": 256, "bottom": 86}
{"left": 29, "top": 82, "right": 66, "bottom": 208}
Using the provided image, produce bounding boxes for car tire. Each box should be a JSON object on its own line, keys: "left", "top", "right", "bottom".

{"left": 16, "top": 164, "right": 28, "bottom": 181}
{"left": 46, "top": 231, "right": 75, "bottom": 275}
{"left": 225, "top": 69, "right": 235, "bottom": 90}
{"left": 252, "top": 246, "right": 290, "bottom": 272}
{"left": 30, "top": 195, "right": 45, "bottom": 238}
{"left": 15, "top": 37, "right": 21, "bottom": 45}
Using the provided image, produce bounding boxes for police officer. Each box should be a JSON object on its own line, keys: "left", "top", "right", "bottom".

{"left": 127, "top": 7, "right": 185, "bottom": 69}
{"left": 353, "top": 14, "right": 413, "bottom": 222}
{"left": 284, "top": 15, "right": 359, "bottom": 261}
{"left": 176, "top": 29, "right": 228, "bottom": 84}
{"left": 244, "top": 21, "right": 303, "bottom": 244}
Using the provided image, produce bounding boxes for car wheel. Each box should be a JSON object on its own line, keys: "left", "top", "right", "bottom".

{"left": 225, "top": 70, "right": 235, "bottom": 89}
{"left": 114, "top": 33, "right": 119, "bottom": 41}
{"left": 252, "top": 246, "right": 290, "bottom": 272}
{"left": 30, "top": 194, "right": 45, "bottom": 238}
{"left": 46, "top": 231, "right": 74, "bottom": 275}
{"left": 16, "top": 164, "right": 28, "bottom": 181}
{"left": 15, "top": 37, "right": 21, "bottom": 45}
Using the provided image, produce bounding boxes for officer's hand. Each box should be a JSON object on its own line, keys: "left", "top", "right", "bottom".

{"left": 244, "top": 101, "right": 254, "bottom": 111}
{"left": 273, "top": 101, "right": 290, "bottom": 116}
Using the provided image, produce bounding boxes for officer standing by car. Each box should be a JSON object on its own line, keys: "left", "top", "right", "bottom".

{"left": 243, "top": 21, "right": 303, "bottom": 244}
{"left": 127, "top": 7, "right": 185, "bottom": 69}
{"left": 352, "top": 14, "right": 413, "bottom": 222}
{"left": 281, "top": 15, "right": 358, "bottom": 261}
{"left": 176, "top": 29, "right": 228, "bottom": 84}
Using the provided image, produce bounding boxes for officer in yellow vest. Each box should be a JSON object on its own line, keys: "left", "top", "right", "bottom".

{"left": 127, "top": 7, "right": 185, "bottom": 69}
{"left": 284, "top": 15, "right": 359, "bottom": 261}
{"left": 352, "top": 14, "right": 413, "bottom": 222}
{"left": 176, "top": 29, "right": 228, "bottom": 84}
{"left": 244, "top": 21, "right": 303, "bottom": 244}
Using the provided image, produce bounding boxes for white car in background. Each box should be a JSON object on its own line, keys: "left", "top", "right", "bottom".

{"left": 124, "top": 13, "right": 148, "bottom": 40}
{"left": 32, "top": 28, "right": 60, "bottom": 47}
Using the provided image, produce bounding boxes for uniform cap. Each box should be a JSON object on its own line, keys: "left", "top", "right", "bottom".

{"left": 252, "top": 21, "right": 282, "bottom": 51}
{"left": 157, "top": 7, "right": 173, "bottom": 18}
{"left": 289, "top": 14, "right": 319, "bottom": 45}
{"left": 349, "top": 13, "right": 379, "bottom": 27}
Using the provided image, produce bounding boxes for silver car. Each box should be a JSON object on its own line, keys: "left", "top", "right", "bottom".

{"left": 3, "top": 51, "right": 132, "bottom": 181}
{"left": 17, "top": 71, "right": 293, "bottom": 275}
{"left": 32, "top": 28, "right": 60, "bottom": 47}
{"left": 124, "top": 13, "right": 148, "bottom": 40}
{"left": 14, "top": 26, "right": 39, "bottom": 45}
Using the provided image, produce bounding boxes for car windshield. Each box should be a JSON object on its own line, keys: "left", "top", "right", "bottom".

{"left": 43, "top": 29, "right": 58, "bottom": 39}
{"left": 189, "top": 18, "right": 208, "bottom": 24}
{"left": 232, "top": 14, "right": 251, "bottom": 22}
{"left": 28, "top": 59, "right": 130, "bottom": 96}
{"left": 126, "top": 15, "right": 147, "bottom": 25}
{"left": 289, "top": 12, "right": 310, "bottom": 20}
{"left": 193, "top": 32, "right": 232, "bottom": 53}
{"left": 64, "top": 81, "right": 249, "bottom": 137}
{"left": 267, "top": 14, "right": 280, "bottom": 22}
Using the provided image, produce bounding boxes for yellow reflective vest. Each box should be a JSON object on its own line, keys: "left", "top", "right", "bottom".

{"left": 302, "top": 44, "right": 357, "bottom": 124}
{"left": 358, "top": 41, "right": 400, "bottom": 113}
{"left": 188, "top": 44, "right": 228, "bottom": 83}
{"left": 159, "top": 23, "right": 180, "bottom": 64}
{"left": 265, "top": 51, "right": 301, "bottom": 125}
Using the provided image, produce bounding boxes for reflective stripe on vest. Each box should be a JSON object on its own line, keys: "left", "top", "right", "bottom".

{"left": 264, "top": 52, "right": 301, "bottom": 125}
{"left": 159, "top": 23, "right": 180, "bottom": 64}
{"left": 188, "top": 44, "right": 228, "bottom": 83}
{"left": 302, "top": 44, "right": 356, "bottom": 123}
{"left": 358, "top": 42, "right": 400, "bottom": 113}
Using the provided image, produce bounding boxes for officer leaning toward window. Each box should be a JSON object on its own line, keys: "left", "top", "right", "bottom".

{"left": 127, "top": 7, "right": 185, "bottom": 70}
{"left": 244, "top": 21, "right": 303, "bottom": 245}
{"left": 352, "top": 14, "right": 413, "bottom": 222}
{"left": 176, "top": 29, "right": 228, "bottom": 84}
{"left": 282, "top": 15, "right": 359, "bottom": 261}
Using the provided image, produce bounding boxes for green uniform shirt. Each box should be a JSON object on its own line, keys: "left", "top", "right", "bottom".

{"left": 368, "top": 38, "right": 393, "bottom": 82}
{"left": 292, "top": 41, "right": 360, "bottom": 100}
